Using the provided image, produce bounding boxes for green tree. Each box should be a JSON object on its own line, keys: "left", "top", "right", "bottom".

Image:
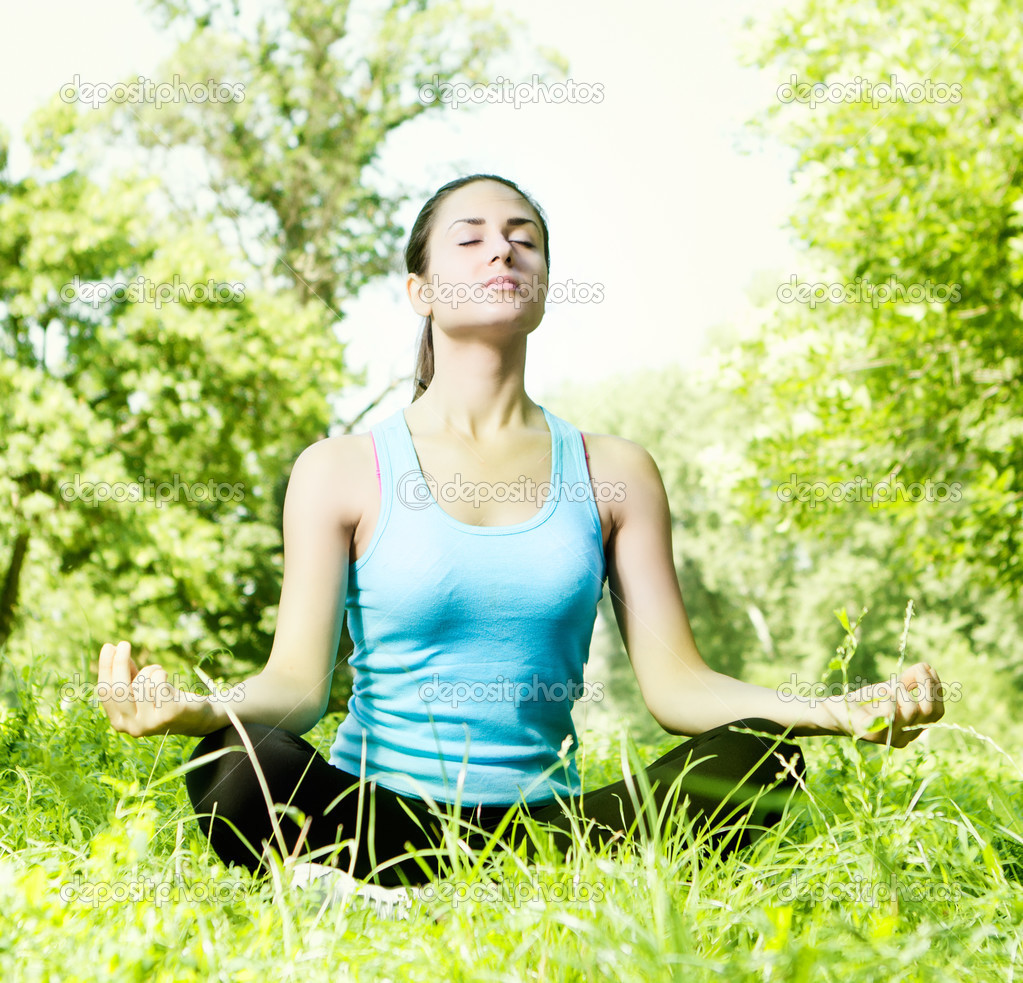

{"left": 1, "top": 0, "right": 564, "bottom": 713}
{"left": 737, "top": 0, "right": 1023, "bottom": 599}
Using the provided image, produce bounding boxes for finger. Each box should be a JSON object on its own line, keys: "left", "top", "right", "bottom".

{"left": 907, "top": 662, "right": 945, "bottom": 724}
{"left": 895, "top": 670, "right": 939, "bottom": 745}
{"left": 872, "top": 683, "right": 912, "bottom": 743}
{"left": 110, "top": 642, "right": 138, "bottom": 719}
{"left": 124, "top": 640, "right": 140, "bottom": 677}
{"left": 924, "top": 664, "right": 946, "bottom": 721}
{"left": 96, "top": 643, "right": 118, "bottom": 719}
{"left": 899, "top": 663, "right": 930, "bottom": 706}
{"left": 99, "top": 642, "right": 134, "bottom": 696}
{"left": 149, "top": 667, "right": 174, "bottom": 718}
{"left": 132, "top": 665, "right": 151, "bottom": 704}
{"left": 892, "top": 711, "right": 918, "bottom": 747}
{"left": 96, "top": 642, "right": 136, "bottom": 731}
{"left": 896, "top": 677, "right": 925, "bottom": 726}
{"left": 112, "top": 641, "right": 136, "bottom": 687}
{"left": 135, "top": 665, "right": 170, "bottom": 707}
{"left": 98, "top": 641, "right": 114, "bottom": 680}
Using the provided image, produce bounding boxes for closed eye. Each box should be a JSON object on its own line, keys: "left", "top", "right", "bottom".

{"left": 459, "top": 240, "right": 535, "bottom": 248}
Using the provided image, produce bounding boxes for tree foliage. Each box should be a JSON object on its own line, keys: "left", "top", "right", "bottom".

{"left": 1, "top": 0, "right": 560, "bottom": 710}
{"left": 734, "top": 0, "right": 1023, "bottom": 598}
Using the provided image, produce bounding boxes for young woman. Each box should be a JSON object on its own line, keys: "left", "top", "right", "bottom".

{"left": 96, "top": 174, "right": 945, "bottom": 893}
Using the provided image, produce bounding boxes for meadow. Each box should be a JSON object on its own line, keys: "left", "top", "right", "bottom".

{"left": 1, "top": 626, "right": 1021, "bottom": 983}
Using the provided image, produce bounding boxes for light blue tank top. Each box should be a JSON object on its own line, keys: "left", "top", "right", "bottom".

{"left": 328, "top": 404, "right": 608, "bottom": 807}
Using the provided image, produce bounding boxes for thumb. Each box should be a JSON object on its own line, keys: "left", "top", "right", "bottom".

{"left": 133, "top": 664, "right": 169, "bottom": 704}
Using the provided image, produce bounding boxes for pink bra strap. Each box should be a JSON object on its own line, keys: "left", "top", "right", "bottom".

{"left": 371, "top": 433, "right": 381, "bottom": 492}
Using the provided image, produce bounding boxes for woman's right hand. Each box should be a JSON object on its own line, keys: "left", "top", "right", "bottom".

{"left": 97, "top": 640, "right": 212, "bottom": 738}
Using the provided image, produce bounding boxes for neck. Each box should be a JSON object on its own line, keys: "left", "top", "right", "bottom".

{"left": 412, "top": 342, "right": 540, "bottom": 441}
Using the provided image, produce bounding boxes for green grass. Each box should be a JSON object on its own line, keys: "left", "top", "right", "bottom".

{"left": 1, "top": 658, "right": 1022, "bottom": 982}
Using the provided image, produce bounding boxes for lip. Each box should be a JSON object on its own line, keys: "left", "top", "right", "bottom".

{"left": 482, "top": 275, "right": 522, "bottom": 289}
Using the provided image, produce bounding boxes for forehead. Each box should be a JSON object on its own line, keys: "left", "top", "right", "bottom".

{"left": 435, "top": 181, "right": 537, "bottom": 225}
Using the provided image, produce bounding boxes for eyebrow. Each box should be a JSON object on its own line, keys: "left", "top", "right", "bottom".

{"left": 446, "top": 216, "right": 540, "bottom": 235}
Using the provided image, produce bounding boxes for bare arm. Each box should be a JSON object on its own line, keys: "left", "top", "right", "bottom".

{"left": 599, "top": 435, "right": 944, "bottom": 744}
{"left": 97, "top": 437, "right": 355, "bottom": 738}
{"left": 199, "top": 438, "right": 352, "bottom": 734}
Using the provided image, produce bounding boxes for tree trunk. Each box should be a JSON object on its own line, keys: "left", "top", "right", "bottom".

{"left": 0, "top": 530, "right": 30, "bottom": 655}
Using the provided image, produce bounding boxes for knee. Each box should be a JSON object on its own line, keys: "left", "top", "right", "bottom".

{"left": 724, "top": 717, "right": 792, "bottom": 737}
{"left": 190, "top": 721, "right": 282, "bottom": 755}
{"left": 712, "top": 719, "right": 807, "bottom": 784}
{"left": 185, "top": 722, "right": 286, "bottom": 811}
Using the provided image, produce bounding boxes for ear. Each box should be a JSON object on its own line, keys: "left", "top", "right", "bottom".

{"left": 407, "top": 272, "right": 432, "bottom": 318}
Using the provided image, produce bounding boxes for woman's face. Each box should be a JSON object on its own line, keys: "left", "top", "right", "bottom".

{"left": 408, "top": 180, "right": 549, "bottom": 338}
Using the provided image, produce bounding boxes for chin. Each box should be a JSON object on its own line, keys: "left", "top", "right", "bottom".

{"left": 449, "top": 306, "right": 544, "bottom": 333}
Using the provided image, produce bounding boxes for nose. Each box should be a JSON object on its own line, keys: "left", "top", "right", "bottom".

{"left": 491, "top": 240, "right": 514, "bottom": 264}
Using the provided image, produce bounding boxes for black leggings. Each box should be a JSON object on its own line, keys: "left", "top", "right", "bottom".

{"left": 184, "top": 717, "right": 807, "bottom": 888}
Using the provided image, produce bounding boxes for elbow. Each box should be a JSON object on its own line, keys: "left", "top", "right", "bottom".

{"left": 297, "top": 697, "right": 329, "bottom": 735}
{"left": 284, "top": 708, "right": 324, "bottom": 737}
{"left": 642, "top": 694, "right": 694, "bottom": 738}
{"left": 655, "top": 716, "right": 702, "bottom": 739}
{"left": 655, "top": 718, "right": 685, "bottom": 737}
{"left": 640, "top": 671, "right": 720, "bottom": 738}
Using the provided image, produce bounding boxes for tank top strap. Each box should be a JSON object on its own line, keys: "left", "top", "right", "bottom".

{"left": 362, "top": 408, "right": 423, "bottom": 548}
{"left": 376, "top": 404, "right": 583, "bottom": 502}
{"left": 539, "top": 405, "right": 587, "bottom": 491}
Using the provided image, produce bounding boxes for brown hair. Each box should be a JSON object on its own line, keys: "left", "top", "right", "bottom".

{"left": 405, "top": 174, "right": 551, "bottom": 402}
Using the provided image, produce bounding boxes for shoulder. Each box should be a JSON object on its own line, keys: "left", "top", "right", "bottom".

{"left": 579, "top": 430, "right": 662, "bottom": 480}
{"left": 289, "top": 432, "right": 377, "bottom": 532}
{"left": 578, "top": 431, "right": 667, "bottom": 524}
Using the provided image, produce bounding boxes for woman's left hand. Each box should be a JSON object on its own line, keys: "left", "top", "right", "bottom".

{"left": 820, "top": 662, "right": 946, "bottom": 747}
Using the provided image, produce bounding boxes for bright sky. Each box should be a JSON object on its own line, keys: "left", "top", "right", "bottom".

{"left": 1, "top": 0, "right": 800, "bottom": 428}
